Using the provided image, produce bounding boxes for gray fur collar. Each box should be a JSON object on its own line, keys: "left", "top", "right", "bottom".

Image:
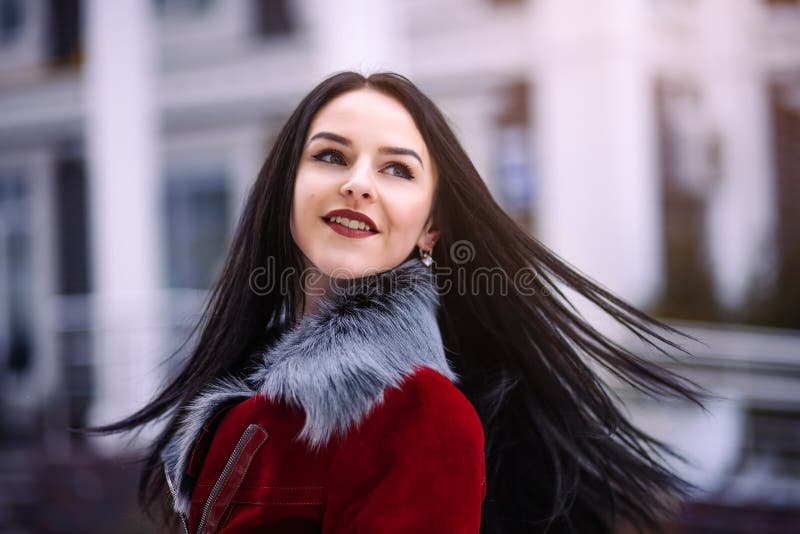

{"left": 161, "top": 257, "right": 458, "bottom": 516}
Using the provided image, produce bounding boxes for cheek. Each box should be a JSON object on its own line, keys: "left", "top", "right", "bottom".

{"left": 290, "top": 181, "right": 308, "bottom": 241}
{"left": 290, "top": 173, "right": 324, "bottom": 243}
{"left": 386, "top": 194, "right": 432, "bottom": 240}
{"left": 293, "top": 170, "right": 321, "bottom": 208}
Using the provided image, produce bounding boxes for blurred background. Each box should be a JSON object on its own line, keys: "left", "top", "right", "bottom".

{"left": 0, "top": 0, "right": 798, "bottom": 532}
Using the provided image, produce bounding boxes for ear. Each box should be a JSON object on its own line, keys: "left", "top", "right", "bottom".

{"left": 416, "top": 218, "right": 440, "bottom": 250}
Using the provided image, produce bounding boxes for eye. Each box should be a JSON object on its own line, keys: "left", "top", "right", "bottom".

{"left": 312, "top": 149, "right": 347, "bottom": 166}
{"left": 383, "top": 162, "right": 415, "bottom": 180}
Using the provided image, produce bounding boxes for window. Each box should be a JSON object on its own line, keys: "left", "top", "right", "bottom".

{"left": 164, "top": 169, "right": 231, "bottom": 290}
{"left": 54, "top": 157, "right": 91, "bottom": 295}
{"left": 0, "top": 169, "right": 33, "bottom": 375}
{"left": 714, "top": 405, "right": 800, "bottom": 511}
{"left": 0, "top": 0, "right": 24, "bottom": 45}
{"left": 253, "top": 0, "right": 294, "bottom": 36}
{"left": 493, "top": 80, "right": 536, "bottom": 232}
{"left": 743, "top": 78, "right": 800, "bottom": 329}
{"left": 47, "top": 0, "right": 81, "bottom": 67}
{"left": 51, "top": 155, "right": 93, "bottom": 429}
{"left": 651, "top": 78, "right": 721, "bottom": 321}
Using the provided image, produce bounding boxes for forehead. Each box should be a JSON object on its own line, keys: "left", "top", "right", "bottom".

{"left": 306, "top": 89, "right": 430, "bottom": 160}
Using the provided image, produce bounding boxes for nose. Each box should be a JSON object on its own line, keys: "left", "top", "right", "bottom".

{"left": 339, "top": 162, "right": 376, "bottom": 201}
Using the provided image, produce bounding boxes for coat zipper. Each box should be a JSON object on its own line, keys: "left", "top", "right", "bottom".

{"left": 163, "top": 464, "right": 190, "bottom": 534}
{"left": 197, "top": 423, "right": 261, "bottom": 534}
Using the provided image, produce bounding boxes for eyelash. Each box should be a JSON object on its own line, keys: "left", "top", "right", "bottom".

{"left": 312, "top": 149, "right": 416, "bottom": 180}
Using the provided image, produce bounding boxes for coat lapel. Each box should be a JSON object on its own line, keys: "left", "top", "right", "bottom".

{"left": 162, "top": 257, "right": 457, "bottom": 516}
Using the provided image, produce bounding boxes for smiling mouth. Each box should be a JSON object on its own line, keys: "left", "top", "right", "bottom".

{"left": 322, "top": 216, "right": 379, "bottom": 238}
{"left": 325, "top": 215, "right": 377, "bottom": 232}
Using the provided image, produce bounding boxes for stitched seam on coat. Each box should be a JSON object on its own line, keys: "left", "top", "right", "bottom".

{"left": 195, "top": 484, "right": 326, "bottom": 489}
{"left": 229, "top": 500, "right": 324, "bottom": 505}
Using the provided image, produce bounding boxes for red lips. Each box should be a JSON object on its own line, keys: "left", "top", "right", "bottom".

{"left": 322, "top": 209, "right": 379, "bottom": 232}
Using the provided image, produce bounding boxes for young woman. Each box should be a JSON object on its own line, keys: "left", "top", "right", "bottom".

{"left": 91, "top": 71, "right": 706, "bottom": 533}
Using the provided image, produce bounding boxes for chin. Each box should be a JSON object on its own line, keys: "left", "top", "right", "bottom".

{"left": 312, "top": 254, "right": 390, "bottom": 280}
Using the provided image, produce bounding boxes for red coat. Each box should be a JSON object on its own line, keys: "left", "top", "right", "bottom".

{"left": 161, "top": 259, "right": 487, "bottom": 533}
{"left": 183, "top": 367, "right": 485, "bottom": 533}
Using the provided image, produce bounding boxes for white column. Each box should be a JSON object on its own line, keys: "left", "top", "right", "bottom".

{"left": 304, "top": 0, "right": 409, "bottom": 78}
{"left": 84, "top": 0, "right": 164, "bottom": 453}
{"left": 532, "top": 0, "right": 662, "bottom": 307}
{"left": 698, "top": 0, "right": 775, "bottom": 310}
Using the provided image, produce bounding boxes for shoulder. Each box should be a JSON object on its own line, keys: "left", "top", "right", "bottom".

{"left": 325, "top": 366, "right": 487, "bottom": 509}
{"left": 323, "top": 369, "right": 487, "bottom": 530}
{"left": 395, "top": 367, "right": 482, "bottom": 429}
{"left": 348, "top": 366, "right": 484, "bottom": 450}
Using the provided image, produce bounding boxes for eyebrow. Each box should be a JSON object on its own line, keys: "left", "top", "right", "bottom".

{"left": 307, "top": 131, "right": 424, "bottom": 168}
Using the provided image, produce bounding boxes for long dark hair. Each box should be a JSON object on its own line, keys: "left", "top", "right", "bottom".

{"left": 87, "top": 71, "right": 708, "bottom": 533}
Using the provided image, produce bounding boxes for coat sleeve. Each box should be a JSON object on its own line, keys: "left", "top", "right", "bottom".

{"left": 322, "top": 368, "right": 486, "bottom": 534}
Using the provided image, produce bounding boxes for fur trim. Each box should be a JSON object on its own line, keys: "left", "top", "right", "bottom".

{"left": 161, "top": 376, "right": 253, "bottom": 515}
{"left": 162, "top": 257, "right": 457, "bottom": 516}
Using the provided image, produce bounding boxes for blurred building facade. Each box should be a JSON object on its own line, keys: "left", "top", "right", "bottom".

{"left": 0, "top": 0, "right": 798, "bottom": 531}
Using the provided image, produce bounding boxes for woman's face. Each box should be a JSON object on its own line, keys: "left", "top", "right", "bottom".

{"left": 291, "top": 88, "right": 439, "bottom": 278}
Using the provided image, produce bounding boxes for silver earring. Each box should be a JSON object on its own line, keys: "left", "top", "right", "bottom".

{"left": 419, "top": 245, "right": 434, "bottom": 267}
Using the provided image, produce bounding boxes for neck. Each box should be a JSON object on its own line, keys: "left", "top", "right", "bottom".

{"left": 296, "top": 268, "right": 332, "bottom": 321}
